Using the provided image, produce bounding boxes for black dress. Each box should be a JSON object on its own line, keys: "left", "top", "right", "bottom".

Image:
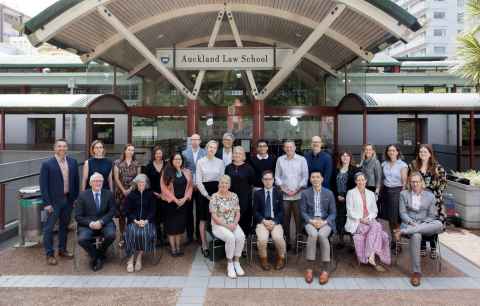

{"left": 164, "top": 173, "right": 187, "bottom": 235}
{"left": 144, "top": 161, "right": 165, "bottom": 237}
{"left": 225, "top": 163, "right": 255, "bottom": 234}
{"left": 87, "top": 157, "right": 113, "bottom": 190}
{"left": 332, "top": 166, "right": 359, "bottom": 235}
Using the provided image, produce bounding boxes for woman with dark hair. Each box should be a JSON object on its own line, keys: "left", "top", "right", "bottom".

{"left": 409, "top": 144, "right": 447, "bottom": 258}
{"left": 114, "top": 143, "right": 141, "bottom": 247}
{"left": 144, "top": 145, "right": 165, "bottom": 245}
{"left": 161, "top": 153, "right": 193, "bottom": 256}
{"left": 359, "top": 144, "right": 382, "bottom": 195}
{"left": 81, "top": 140, "right": 113, "bottom": 191}
{"left": 379, "top": 144, "right": 408, "bottom": 249}
{"left": 332, "top": 151, "right": 359, "bottom": 247}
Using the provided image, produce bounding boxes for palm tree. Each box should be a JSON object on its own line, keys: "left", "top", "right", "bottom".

{"left": 454, "top": 0, "right": 480, "bottom": 90}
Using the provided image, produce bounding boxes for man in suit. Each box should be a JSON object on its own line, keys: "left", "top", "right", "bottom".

{"left": 40, "top": 139, "right": 79, "bottom": 265}
{"left": 182, "top": 133, "right": 207, "bottom": 243}
{"left": 394, "top": 172, "right": 443, "bottom": 287}
{"left": 215, "top": 132, "right": 234, "bottom": 166}
{"left": 299, "top": 171, "right": 336, "bottom": 285}
{"left": 75, "top": 172, "right": 116, "bottom": 271}
{"left": 254, "top": 170, "right": 286, "bottom": 271}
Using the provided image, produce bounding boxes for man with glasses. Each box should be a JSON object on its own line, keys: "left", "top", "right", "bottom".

{"left": 393, "top": 172, "right": 443, "bottom": 287}
{"left": 305, "top": 136, "right": 333, "bottom": 188}
{"left": 216, "top": 132, "right": 235, "bottom": 166}
{"left": 183, "top": 134, "right": 207, "bottom": 243}
{"left": 250, "top": 140, "right": 276, "bottom": 191}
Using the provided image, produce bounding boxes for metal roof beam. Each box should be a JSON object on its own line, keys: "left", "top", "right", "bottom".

{"left": 127, "top": 60, "right": 149, "bottom": 79}
{"left": 258, "top": 4, "right": 345, "bottom": 100}
{"left": 96, "top": 5, "right": 195, "bottom": 100}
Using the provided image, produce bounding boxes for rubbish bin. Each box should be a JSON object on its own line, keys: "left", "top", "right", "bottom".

{"left": 17, "top": 186, "right": 43, "bottom": 247}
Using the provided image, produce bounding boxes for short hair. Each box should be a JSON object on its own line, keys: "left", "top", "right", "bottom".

{"left": 384, "top": 144, "right": 403, "bottom": 162}
{"left": 354, "top": 171, "right": 366, "bottom": 181}
{"left": 54, "top": 138, "right": 68, "bottom": 146}
{"left": 233, "top": 146, "right": 246, "bottom": 161}
{"left": 310, "top": 171, "right": 323, "bottom": 178}
{"left": 151, "top": 145, "right": 163, "bottom": 161}
{"left": 89, "top": 140, "right": 105, "bottom": 157}
{"left": 283, "top": 139, "right": 295, "bottom": 147}
{"left": 256, "top": 139, "right": 268, "bottom": 146}
{"left": 206, "top": 140, "right": 218, "bottom": 149}
{"left": 223, "top": 132, "right": 235, "bottom": 141}
{"left": 132, "top": 173, "right": 150, "bottom": 190}
{"left": 89, "top": 172, "right": 104, "bottom": 184}
{"left": 407, "top": 171, "right": 426, "bottom": 191}
{"left": 219, "top": 174, "right": 231, "bottom": 185}
{"left": 262, "top": 170, "right": 274, "bottom": 178}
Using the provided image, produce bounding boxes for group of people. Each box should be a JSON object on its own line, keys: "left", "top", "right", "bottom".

{"left": 39, "top": 133, "right": 447, "bottom": 287}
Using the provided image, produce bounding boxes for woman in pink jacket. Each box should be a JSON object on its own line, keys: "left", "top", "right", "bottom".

{"left": 161, "top": 153, "right": 193, "bottom": 256}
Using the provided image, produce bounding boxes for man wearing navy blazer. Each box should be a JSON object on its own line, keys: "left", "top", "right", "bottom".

{"left": 40, "top": 139, "right": 79, "bottom": 265}
{"left": 182, "top": 133, "right": 207, "bottom": 243}
{"left": 254, "top": 170, "right": 286, "bottom": 271}
{"left": 299, "top": 171, "right": 336, "bottom": 285}
{"left": 75, "top": 172, "right": 116, "bottom": 271}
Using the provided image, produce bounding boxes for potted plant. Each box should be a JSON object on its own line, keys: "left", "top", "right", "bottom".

{"left": 447, "top": 170, "right": 480, "bottom": 229}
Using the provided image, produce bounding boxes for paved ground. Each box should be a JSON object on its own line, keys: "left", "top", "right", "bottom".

{"left": 1, "top": 229, "right": 480, "bottom": 306}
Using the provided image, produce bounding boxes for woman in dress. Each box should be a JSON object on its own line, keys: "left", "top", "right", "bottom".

{"left": 379, "top": 144, "right": 408, "bottom": 245}
{"left": 346, "top": 172, "right": 391, "bottom": 271}
{"left": 144, "top": 145, "right": 165, "bottom": 245}
{"left": 161, "top": 153, "right": 193, "bottom": 256}
{"left": 124, "top": 174, "right": 156, "bottom": 272}
{"left": 359, "top": 144, "right": 382, "bottom": 195}
{"left": 224, "top": 146, "right": 255, "bottom": 235}
{"left": 113, "top": 144, "right": 141, "bottom": 247}
{"left": 210, "top": 175, "right": 246, "bottom": 278}
{"left": 332, "top": 151, "right": 359, "bottom": 247}
{"left": 196, "top": 140, "right": 225, "bottom": 257}
{"left": 81, "top": 140, "right": 113, "bottom": 191}
{"left": 409, "top": 144, "right": 447, "bottom": 258}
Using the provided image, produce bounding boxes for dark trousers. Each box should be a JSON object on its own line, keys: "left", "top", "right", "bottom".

{"left": 185, "top": 198, "right": 194, "bottom": 241}
{"left": 42, "top": 197, "right": 72, "bottom": 257}
{"left": 193, "top": 189, "right": 202, "bottom": 240}
{"left": 78, "top": 222, "right": 116, "bottom": 259}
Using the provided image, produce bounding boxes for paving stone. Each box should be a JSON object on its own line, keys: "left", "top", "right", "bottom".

{"left": 184, "top": 277, "right": 209, "bottom": 288}
{"left": 176, "top": 296, "right": 205, "bottom": 304}
{"left": 248, "top": 277, "right": 261, "bottom": 288}
{"left": 181, "top": 287, "right": 206, "bottom": 297}
{"left": 260, "top": 277, "right": 273, "bottom": 288}
{"left": 237, "top": 277, "right": 249, "bottom": 288}
{"left": 272, "top": 277, "right": 285, "bottom": 289}
{"left": 331, "top": 278, "right": 360, "bottom": 290}
{"left": 208, "top": 276, "right": 225, "bottom": 288}
{"left": 225, "top": 277, "right": 237, "bottom": 288}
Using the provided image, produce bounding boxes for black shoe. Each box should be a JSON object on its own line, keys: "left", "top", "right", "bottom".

{"left": 90, "top": 259, "right": 96, "bottom": 271}
{"left": 202, "top": 248, "right": 209, "bottom": 258}
{"left": 171, "top": 249, "right": 178, "bottom": 257}
{"left": 241, "top": 250, "right": 247, "bottom": 258}
{"left": 336, "top": 242, "right": 345, "bottom": 250}
{"left": 93, "top": 257, "right": 104, "bottom": 271}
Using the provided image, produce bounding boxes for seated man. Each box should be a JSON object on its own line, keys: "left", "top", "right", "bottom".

{"left": 75, "top": 172, "right": 116, "bottom": 271}
{"left": 254, "top": 170, "right": 286, "bottom": 270}
{"left": 394, "top": 172, "right": 444, "bottom": 287}
{"left": 299, "top": 171, "right": 336, "bottom": 285}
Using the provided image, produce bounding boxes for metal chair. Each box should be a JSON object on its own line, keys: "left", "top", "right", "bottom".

{"left": 249, "top": 233, "right": 288, "bottom": 264}
{"left": 394, "top": 233, "right": 442, "bottom": 273}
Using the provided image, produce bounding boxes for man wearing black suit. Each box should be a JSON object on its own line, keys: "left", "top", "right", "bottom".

{"left": 40, "top": 139, "right": 79, "bottom": 265}
{"left": 75, "top": 172, "right": 116, "bottom": 271}
{"left": 254, "top": 170, "right": 286, "bottom": 271}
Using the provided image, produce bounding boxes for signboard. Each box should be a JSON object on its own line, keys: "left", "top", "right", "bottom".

{"left": 156, "top": 47, "right": 293, "bottom": 70}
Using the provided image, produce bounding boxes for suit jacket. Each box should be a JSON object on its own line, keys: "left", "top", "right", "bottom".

{"left": 345, "top": 187, "right": 378, "bottom": 234}
{"left": 254, "top": 187, "right": 284, "bottom": 225}
{"left": 182, "top": 147, "right": 206, "bottom": 177}
{"left": 399, "top": 190, "right": 437, "bottom": 224}
{"left": 74, "top": 189, "right": 116, "bottom": 228}
{"left": 299, "top": 186, "right": 336, "bottom": 231}
{"left": 40, "top": 156, "right": 79, "bottom": 207}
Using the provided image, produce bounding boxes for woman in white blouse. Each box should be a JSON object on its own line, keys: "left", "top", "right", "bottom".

{"left": 196, "top": 140, "right": 225, "bottom": 257}
{"left": 346, "top": 172, "right": 391, "bottom": 271}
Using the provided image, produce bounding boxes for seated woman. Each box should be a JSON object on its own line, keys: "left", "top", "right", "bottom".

{"left": 210, "top": 175, "right": 246, "bottom": 279}
{"left": 124, "top": 174, "right": 156, "bottom": 273}
{"left": 345, "top": 172, "right": 391, "bottom": 271}
{"left": 394, "top": 172, "right": 444, "bottom": 287}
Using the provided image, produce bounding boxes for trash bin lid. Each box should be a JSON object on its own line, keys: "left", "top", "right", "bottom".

{"left": 18, "top": 186, "right": 41, "bottom": 195}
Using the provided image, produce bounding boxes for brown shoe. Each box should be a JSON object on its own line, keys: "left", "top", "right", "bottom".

{"left": 319, "top": 271, "right": 329, "bottom": 285}
{"left": 393, "top": 229, "right": 401, "bottom": 242}
{"left": 58, "top": 250, "right": 74, "bottom": 259}
{"left": 410, "top": 272, "right": 421, "bottom": 287}
{"left": 46, "top": 256, "right": 58, "bottom": 265}
{"left": 274, "top": 255, "right": 285, "bottom": 270}
{"left": 259, "top": 257, "right": 271, "bottom": 271}
{"left": 304, "top": 269, "right": 313, "bottom": 284}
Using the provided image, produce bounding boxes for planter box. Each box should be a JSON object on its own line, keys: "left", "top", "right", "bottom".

{"left": 447, "top": 180, "right": 480, "bottom": 229}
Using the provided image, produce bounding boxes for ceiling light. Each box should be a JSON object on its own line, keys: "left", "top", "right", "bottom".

{"left": 206, "top": 118, "right": 214, "bottom": 126}
{"left": 289, "top": 117, "right": 298, "bottom": 127}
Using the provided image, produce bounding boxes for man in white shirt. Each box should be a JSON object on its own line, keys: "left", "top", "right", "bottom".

{"left": 275, "top": 140, "right": 309, "bottom": 250}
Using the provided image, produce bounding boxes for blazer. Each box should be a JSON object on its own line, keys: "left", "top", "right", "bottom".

{"left": 40, "top": 156, "right": 79, "bottom": 207}
{"left": 182, "top": 147, "right": 206, "bottom": 176}
{"left": 160, "top": 168, "right": 193, "bottom": 203}
{"left": 124, "top": 189, "right": 156, "bottom": 224}
{"left": 345, "top": 187, "right": 378, "bottom": 234}
{"left": 74, "top": 189, "right": 116, "bottom": 228}
{"left": 332, "top": 165, "right": 360, "bottom": 197}
{"left": 299, "top": 186, "right": 336, "bottom": 231}
{"left": 254, "top": 187, "right": 284, "bottom": 225}
{"left": 399, "top": 190, "right": 438, "bottom": 224}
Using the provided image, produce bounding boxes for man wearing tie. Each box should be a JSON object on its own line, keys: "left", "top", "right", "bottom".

{"left": 75, "top": 172, "right": 116, "bottom": 271}
{"left": 40, "top": 139, "right": 79, "bottom": 265}
{"left": 182, "top": 133, "right": 207, "bottom": 243}
{"left": 253, "top": 171, "right": 286, "bottom": 271}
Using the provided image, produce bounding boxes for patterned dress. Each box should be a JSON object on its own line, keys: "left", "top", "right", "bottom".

{"left": 114, "top": 159, "right": 139, "bottom": 207}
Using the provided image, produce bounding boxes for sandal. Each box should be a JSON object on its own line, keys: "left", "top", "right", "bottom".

{"left": 118, "top": 240, "right": 125, "bottom": 248}
{"left": 430, "top": 248, "right": 438, "bottom": 259}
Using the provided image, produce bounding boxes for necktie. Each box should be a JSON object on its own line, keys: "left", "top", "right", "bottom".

{"left": 95, "top": 193, "right": 101, "bottom": 213}
{"left": 265, "top": 191, "right": 272, "bottom": 219}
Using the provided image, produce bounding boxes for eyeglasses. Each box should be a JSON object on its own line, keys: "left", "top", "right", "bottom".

{"left": 258, "top": 144, "right": 268, "bottom": 147}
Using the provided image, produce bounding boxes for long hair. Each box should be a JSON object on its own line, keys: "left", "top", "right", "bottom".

{"left": 120, "top": 143, "right": 136, "bottom": 162}
{"left": 151, "top": 145, "right": 164, "bottom": 162}
{"left": 360, "top": 143, "right": 377, "bottom": 162}
{"left": 89, "top": 139, "right": 106, "bottom": 157}
{"left": 384, "top": 143, "right": 403, "bottom": 162}
{"left": 336, "top": 150, "right": 355, "bottom": 169}
{"left": 162, "top": 152, "right": 185, "bottom": 186}
{"left": 411, "top": 144, "right": 439, "bottom": 176}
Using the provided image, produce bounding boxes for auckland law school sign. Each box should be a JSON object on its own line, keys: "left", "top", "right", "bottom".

{"left": 156, "top": 47, "right": 293, "bottom": 70}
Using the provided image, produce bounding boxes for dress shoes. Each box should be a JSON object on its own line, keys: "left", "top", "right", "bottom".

{"left": 259, "top": 257, "right": 271, "bottom": 271}
{"left": 46, "top": 256, "right": 58, "bottom": 266}
{"left": 274, "top": 255, "right": 285, "bottom": 270}
{"left": 92, "top": 257, "right": 104, "bottom": 272}
{"left": 304, "top": 269, "right": 313, "bottom": 284}
{"left": 410, "top": 272, "right": 421, "bottom": 287}
{"left": 319, "top": 271, "right": 330, "bottom": 285}
{"left": 58, "top": 250, "right": 74, "bottom": 259}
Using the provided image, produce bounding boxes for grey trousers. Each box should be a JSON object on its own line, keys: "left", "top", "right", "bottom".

{"left": 401, "top": 221, "right": 443, "bottom": 273}
{"left": 305, "top": 223, "right": 331, "bottom": 263}
{"left": 283, "top": 200, "right": 301, "bottom": 245}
